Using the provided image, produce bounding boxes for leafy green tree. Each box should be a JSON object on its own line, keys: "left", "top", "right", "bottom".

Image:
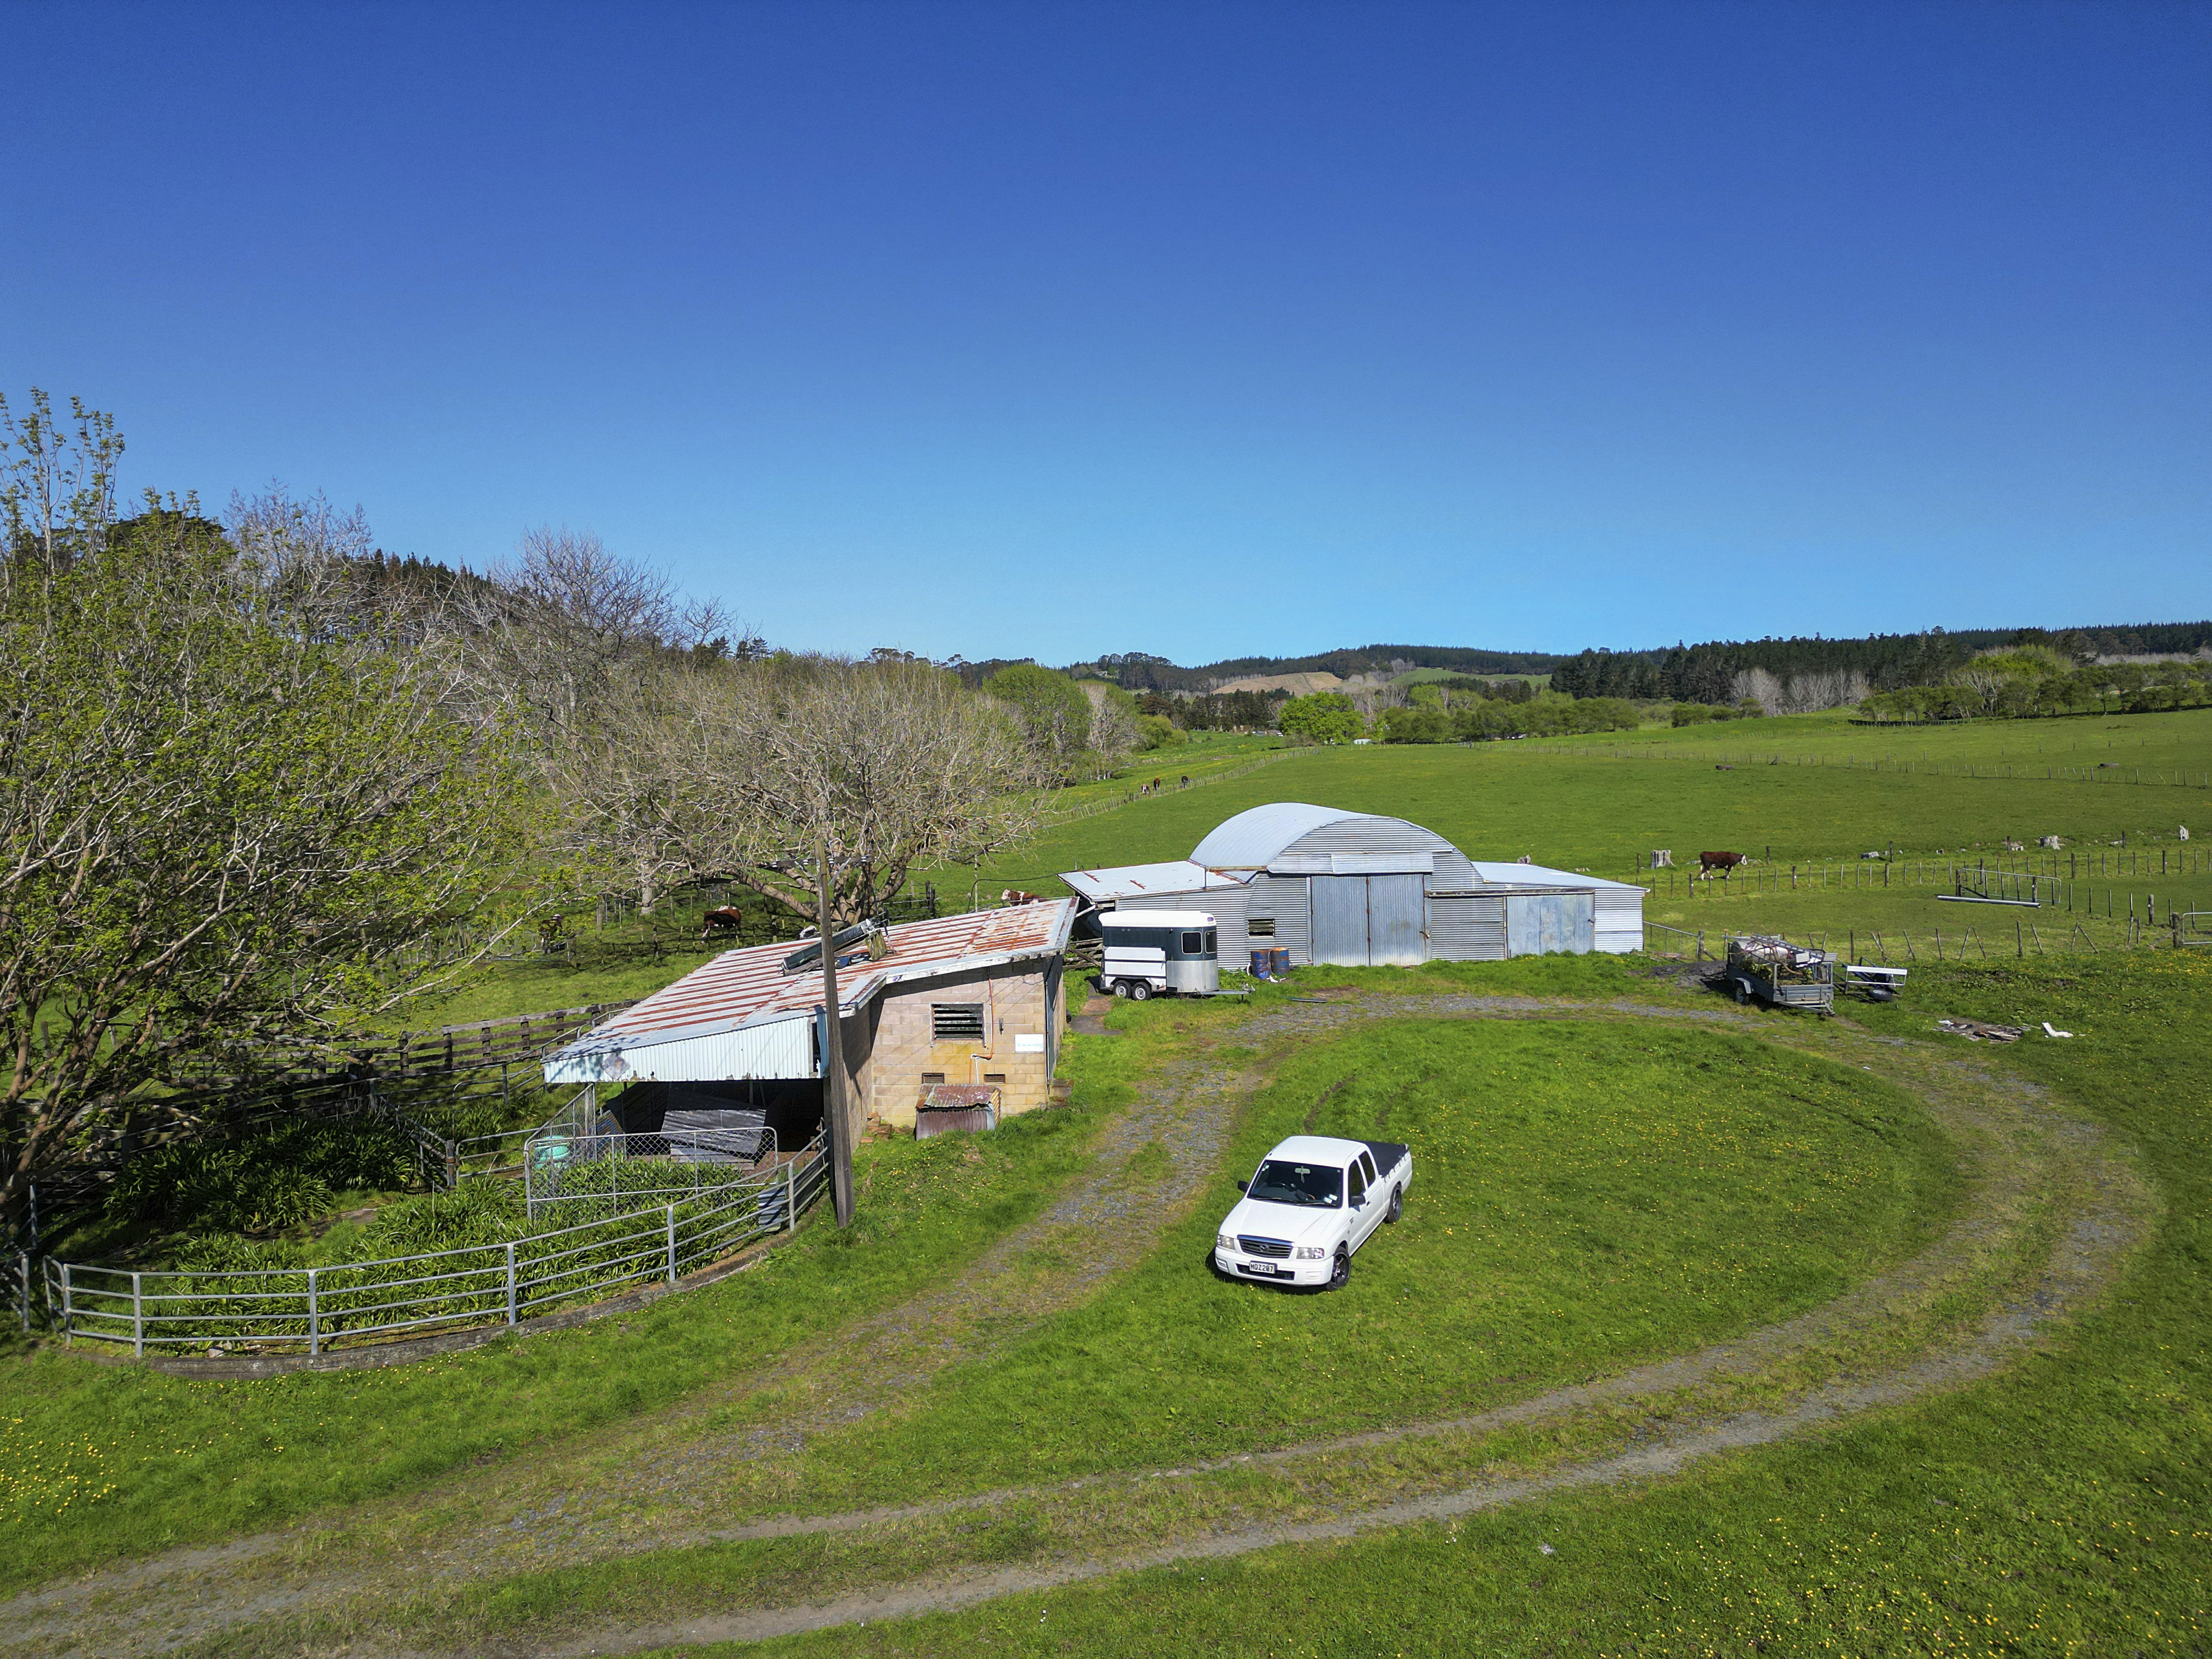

{"left": 988, "top": 663, "right": 1093, "bottom": 760}
{"left": 1137, "top": 713, "right": 1185, "bottom": 749}
{"left": 0, "top": 405, "right": 539, "bottom": 1226}
{"left": 1278, "top": 691, "right": 1364, "bottom": 744}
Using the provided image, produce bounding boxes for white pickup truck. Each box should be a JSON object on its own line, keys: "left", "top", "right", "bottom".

{"left": 1213, "top": 1133, "right": 1413, "bottom": 1291}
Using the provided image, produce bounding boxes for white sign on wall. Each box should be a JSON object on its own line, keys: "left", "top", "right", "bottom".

{"left": 1013, "top": 1032, "right": 1046, "bottom": 1053}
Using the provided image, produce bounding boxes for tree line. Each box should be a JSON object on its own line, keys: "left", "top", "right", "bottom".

{"left": 0, "top": 389, "right": 1133, "bottom": 1228}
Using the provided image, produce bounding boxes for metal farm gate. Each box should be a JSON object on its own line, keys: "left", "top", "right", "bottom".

{"left": 1308, "top": 874, "right": 1428, "bottom": 967}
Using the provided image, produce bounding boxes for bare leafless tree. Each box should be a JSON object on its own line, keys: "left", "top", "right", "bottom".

{"left": 455, "top": 526, "right": 727, "bottom": 747}
{"left": 550, "top": 653, "right": 1046, "bottom": 922}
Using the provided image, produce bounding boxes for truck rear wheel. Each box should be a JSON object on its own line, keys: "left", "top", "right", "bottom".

{"left": 1325, "top": 1248, "right": 1351, "bottom": 1291}
{"left": 1384, "top": 1185, "right": 1403, "bottom": 1223}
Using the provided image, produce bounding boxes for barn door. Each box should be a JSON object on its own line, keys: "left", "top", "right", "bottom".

{"left": 1310, "top": 874, "right": 1430, "bottom": 966}
{"left": 1309, "top": 876, "right": 1372, "bottom": 966}
{"left": 1505, "top": 893, "right": 1596, "bottom": 956}
{"left": 1366, "top": 874, "right": 1427, "bottom": 964}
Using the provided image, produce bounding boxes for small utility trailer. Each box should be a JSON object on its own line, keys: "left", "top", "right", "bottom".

{"left": 1723, "top": 934, "right": 1835, "bottom": 1015}
{"left": 1841, "top": 963, "right": 1908, "bottom": 1002}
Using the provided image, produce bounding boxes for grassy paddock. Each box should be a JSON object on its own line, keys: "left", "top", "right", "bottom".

{"left": 948, "top": 725, "right": 2211, "bottom": 900}
{"left": 713, "top": 1013, "right": 1963, "bottom": 1514}
{"left": 645, "top": 950, "right": 2210, "bottom": 1659}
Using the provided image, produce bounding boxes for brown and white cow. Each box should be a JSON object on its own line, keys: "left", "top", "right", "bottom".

{"left": 1697, "top": 850, "right": 1745, "bottom": 879}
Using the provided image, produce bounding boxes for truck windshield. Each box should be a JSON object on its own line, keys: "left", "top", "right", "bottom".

{"left": 1248, "top": 1160, "right": 1342, "bottom": 1207}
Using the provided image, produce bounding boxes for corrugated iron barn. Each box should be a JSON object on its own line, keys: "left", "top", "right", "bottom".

{"left": 1063, "top": 803, "right": 1644, "bottom": 966}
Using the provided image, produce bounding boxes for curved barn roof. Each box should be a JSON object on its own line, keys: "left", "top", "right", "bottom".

{"left": 1190, "top": 802, "right": 1370, "bottom": 868}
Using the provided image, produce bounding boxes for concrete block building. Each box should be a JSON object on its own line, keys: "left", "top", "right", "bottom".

{"left": 542, "top": 901, "right": 1077, "bottom": 1134}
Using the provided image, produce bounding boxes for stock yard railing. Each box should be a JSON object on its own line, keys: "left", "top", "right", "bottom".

{"left": 33, "top": 1130, "right": 828, "bottom": 1356}
{"left": 523, "top": 1128, "right": 780, "bottom": 1224}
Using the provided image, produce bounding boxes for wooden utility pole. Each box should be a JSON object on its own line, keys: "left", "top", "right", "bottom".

{"left": 817, "top": 848, "right": 856, "bottom": 1228}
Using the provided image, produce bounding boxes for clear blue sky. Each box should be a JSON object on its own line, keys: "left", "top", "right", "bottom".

{"left": 4, "top": 1, "right": 2205, "bottom": 664}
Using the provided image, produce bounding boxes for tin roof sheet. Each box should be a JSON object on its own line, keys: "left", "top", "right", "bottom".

{"left": 1469, "top": 862, "right": 1646, "bottom": 891}
{"left": 544, "top": 900, "right": 1078, "bottom": 1068}
{"left": 1060, "top": 860, "right": 1252, "bottom": 901}
{"left": 1188, "top": 802, "right": 1370, "bottom": 868}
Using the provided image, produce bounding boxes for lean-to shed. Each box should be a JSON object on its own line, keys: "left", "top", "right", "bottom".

{"left": 1062, "top": 803, "right": 1644, "bottom": 966}
{"left": 541, "top": 900, "right": 1077, "bottom": 1131}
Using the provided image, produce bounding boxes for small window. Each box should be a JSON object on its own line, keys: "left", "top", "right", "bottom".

{"left": 983, "top": 1071, "right": 1006, "bottom": 1083}
{"left": 921, "top": 1071, "right": 946, "bottom": 1085}
{"left": 1205, "top": 929, "right": 1217, "bottom": 952}
{"left": 1359, "top": 1152, "right": 1377, "bottom": 1186}
{"left": 1180, "top": 931, "right": 1203, "bottom": 955}
{"left": 1248, "top": 917, "right": 1276, "bottom": 938}
{"left": 932, "top": 1003, "right": 985, "bottom": 1040}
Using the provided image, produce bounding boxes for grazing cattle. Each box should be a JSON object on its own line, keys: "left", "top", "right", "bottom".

{"left": 1178, "top": 775, "right": 1190, "bottom": 788}
{"left": 1000, "top": 888, "right": 1042, "bottom": 907}
{"left": 701, "top": 906, "right": 744, "bottom": 944}
{"left": 1697, "top": 850, "right": 1745, "bottom": 879}
{"left": 1150, "top": 778, "right": 1162, "bottom": 794}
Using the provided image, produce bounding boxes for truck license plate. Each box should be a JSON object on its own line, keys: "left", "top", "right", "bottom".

{"left": 1245, "top": 1261, "right": 1276, "bottom": 1274}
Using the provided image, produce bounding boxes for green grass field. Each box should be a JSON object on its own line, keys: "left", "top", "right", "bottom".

{"left": 0, "top": 1094, "right": 1113, "bottom": 1593}
{"left": 669, "top": 950, "right": 2209, "bottom": 1659}
{"left": 956, "top": 710, "right": 2212, "bottom": 923}
{"left": 707, "top": 1017, "right": 1961, "bottom": 1514}
{"left": 7, "top": 702, "right": 2208, "bottom": 1656}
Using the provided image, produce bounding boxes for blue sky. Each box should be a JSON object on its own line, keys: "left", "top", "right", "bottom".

{"left": 4, "top": 1, "right": 2206, "bottom": 663}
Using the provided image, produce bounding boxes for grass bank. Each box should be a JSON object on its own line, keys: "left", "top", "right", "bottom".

{"left": 0, "top": 1049, "right": 1132, "bottom": 1596}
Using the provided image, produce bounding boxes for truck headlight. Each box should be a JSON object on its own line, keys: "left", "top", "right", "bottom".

{"left": 1294, "top": 1246, "right": 1327, "bottom": 1260}
{"left": 1216, "top": 1233, "right": 1235, "bottom": 1250}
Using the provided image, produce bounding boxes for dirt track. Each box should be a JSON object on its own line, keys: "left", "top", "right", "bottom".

{"left": 0, "top": 992, "right": 2152, "bottom": 1657}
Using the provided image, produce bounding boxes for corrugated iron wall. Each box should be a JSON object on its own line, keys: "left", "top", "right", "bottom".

{"left": 1429, "top": 893, "right": 1509, "bottom": 960}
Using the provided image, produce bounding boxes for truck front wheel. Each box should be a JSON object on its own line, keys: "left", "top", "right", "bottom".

{"left": 1324, "top": 1248, "right": 1351, "bottom": 1291}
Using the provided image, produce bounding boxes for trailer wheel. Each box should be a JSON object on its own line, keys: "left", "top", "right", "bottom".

{"left": 1384, "top": 1185, "right": 1403, "bottom": 1224}
{"left": 1110, "top": 980, "right": 1133, "bottom": 999}
{"left": 1734, "top": 980, "right": 1750, "bottom": 1005}
{"left": 1128, "top": 981, "right": 1153, "bottom": 1002}
{"left": 1324, "top": 1247, "right": 1351, "bottom": 1291}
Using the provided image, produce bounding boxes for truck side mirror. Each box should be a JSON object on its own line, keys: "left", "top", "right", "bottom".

{"left": 1235, "top": 1178, "right": 1248, "bottom": 1192}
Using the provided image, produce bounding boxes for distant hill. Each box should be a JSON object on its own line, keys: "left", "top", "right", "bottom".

{"left": 1054, "top": 621, "right": 2212, "bottom": 702}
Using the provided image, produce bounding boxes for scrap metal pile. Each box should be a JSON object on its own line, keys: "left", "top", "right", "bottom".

{"left": 1726, "top": 934, "right": 1830, "bottom": 983}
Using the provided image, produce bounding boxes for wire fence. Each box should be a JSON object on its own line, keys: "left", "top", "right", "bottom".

{"left": 1644, "top": 913, "right": 2130, "bottom": 964}
{"left": 1041, "top": 746, "right": 1302, "bottom": 828}
{"left": 25, "top": 1130, "right": 828, "bottom": 1356}
{"left": 1525, "top": 738, "right": 2212, "bottom": 791}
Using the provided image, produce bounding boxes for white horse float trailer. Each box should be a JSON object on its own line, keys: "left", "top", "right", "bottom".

{"left": 1099, "top": 910, "right": 1220, "bottom": 1000}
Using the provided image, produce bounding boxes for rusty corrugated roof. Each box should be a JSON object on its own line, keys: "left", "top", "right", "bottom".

{"left": 573, "top": 899, "right": 1078, "bottom": 1048}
